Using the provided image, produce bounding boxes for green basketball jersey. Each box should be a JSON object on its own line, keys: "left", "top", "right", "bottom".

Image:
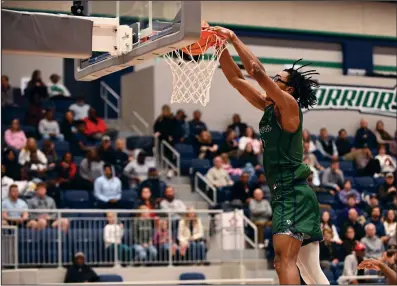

{"left": 258, "top": 104, "right": 311, "bottom": 196}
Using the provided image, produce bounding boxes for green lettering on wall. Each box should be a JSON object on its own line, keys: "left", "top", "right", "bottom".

{"left": 316, "top": 88, "right": 327, "bottom": 106}
{"left": 363, "top": 91, "right": 379, "bottom": 108}
{"left": 324, "top": 89, "right": 341, "bottom": 106}
{"left": 377, "top": 92, "right": 394, "bottom": 111}
{"left": 355, "top": 90, "right": 365, "bottom": 107}
{"left": 340, "top": 89, "right": 356, "bottom": 107}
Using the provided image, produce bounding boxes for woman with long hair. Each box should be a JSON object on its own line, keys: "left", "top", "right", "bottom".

{"left": 41, "top": 139, "right": 58, "bottom": 168}
{"left": 341, "top": 226, "right": 357, "bottom": 260}
{"left": 375, "top": 120, "right": 393, "bottom": 145}
{"left": 18, "top": 138, "right": 48, "bottom": 166}
{"left": 56, "top": 152, "right": 77, "bottom": 189}
{"left": 383, "top": 209, "right": 396, "bottom": 240}
{"left": 238, "top": 126, "right": 262, "bottom": 155}
{"left": 302, "top": 129, "right": 317, "bottom": 152}
{"left": 320, "top": 211, "right": 342, "bottom": 244}
{"left": 219, "top": 129, "right": 239, "bottom": 158}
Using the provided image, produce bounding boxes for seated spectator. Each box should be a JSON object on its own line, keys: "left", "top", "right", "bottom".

{"left": 174, "top": 109, "right": 189, "bottom": 143}
{"left": 25, "top": 99, "right": 45, "bottom": 127}
{"left": 97, "top": 136, "right": 115, "bottom": 164}
{"left": 206, "top": 156, "right": 233, "bottom": 188}
{"left": 319, "top": 229, "right": 339, "bottom": 270}
{"left": 56, "top": 152, "right": 77, "bottom": 189}
{"left": 1, "top": 75, "right": 15, "bottom": 106}
{"left": 2, "top": 184, "right": 29, "bottom": 226}
{"left": 188, "top": 110, "right": 207, "bottom": 141}
{"left": 1, "top": 165, "right": 31, "bottom": 200}
{"left": 302, "top": 129, "right": 317, "bottom": 152}
{"left": 94, "top": 164, "right": 122, "bottom": 209}
{"left": 338, "top": 179, "right": 360, "bottom": 206}
{"left": 342, "top": 242, "right": 366, "bottom": 284}
{"left": 383, "top": 209, "right": 396, "bottom": 241}
{"left": 228, "top": 114, "right": 247, "bottom": 138}
{"left": 72, "top": 120, "right": 90, "bottom": 156}
{"left": 389, "top": 131, "right": 397, "bottom": 157}
{"left": 48, "top": 73, "right": 70, "bottom": 97}
{"left": 364, "top": 194, "right": 380, "bottom": 217}
{"left": 250, "top": 173, "right": 271, "bottom": 201}
{"left": 27, "top": 183, "right": 69, "bottom": 231}
{"left": 341, "top": 226, "right": 357, "bottom": 260}
{"left": 219, "top": 130, "right": 239, "bottom": 157}
{"left": 375, "top": 145, "right": 396, "bottom": 175}
{"left": 354, "top": 118, "right": 377, "bottom": 149}
{"left": 367, "top": 207, "right": 387, "bottom": 243}
{"left": 303, "top": 142, "right": 324, "bottom": 171}
{"left": 321, "top": 159, "right": 344, "bottom": 192}
{"left": 307, "top": 170, "right": 327, "bottom": 192}
{"left": 195, "top": 130, "right": 218, "bottom": 160}
{"left": 140, "top": 168, "right": 166, "bottom": 199}
{"left": 138, "top": 187, "right": 157, "bottom": 216}
{"left": 133, "top": 205, "right": 157, "bottom": 261}
{"left": 342, "top": 195, "right": 364, "bottom": 221}
{"left": 240, "top": 143, "right": 260, "bottom": 167}
{"left": 320, "top": 210, "right": 342, "bottom": 244}
{"left": 335, "top": 128, "right": 352, "bottom": 157}
{"left": 231, "top": 172, "right": 250, "bottom": 208}
{"left": 178, "top": 208, "right": 205, "bottom": 261}
{"left": 239, "top": 127, "right": 261, "bottom": 155}
{"left": 25, "top": 70, "right": 48, "bottom": 103}
{"left": 104, "top": 212, "right": 133, "bottom": 261}
{"left": 60, "top": 111, "right": 76, "bottom": 143}
{"left": 38, "top": 108, "right": 64, "bottom": 141}
{"left": 316, "top": 128, "right": 338, "bottom": 160}
{"left": 378, "top": 173, "right": 396, "bottom": 206}
{"left": 124, "top": 152, "right": 154, "bottom": 186}
{"left": 113, "top": 138, "right": 129, "bottom": 176}
{"left": 77, "top": 149, "right": 104, "bottom": 190}
{"left": 220, "top": 153, "right": 242, "bottom": 176}
{"left": 303, "top": 156, "right": 320, "bottom": 187}
{"left": 154, "top": 104, "right": 176, "bottom": 145}
{"left": 18, "top": 138, "right": 48, "bottom": 166}
{"left": 341, "top": 208, "right": 365, "bottom": 241}
{"left": 159, "top": 186, "right": 186, "bottom": 220}
{"left": 64, "top": 252, "right": 99, "bottom": 283}
{"left": 249, "top": 189, "right": 272, "bottom": 247}
{"left": 69, "top": 96, "right": 90, "bottom": 121}
{"left": 154, "top": 219, "right": 178, "bottom": 256}
{"left": 374, "top": 120, "right": 393, "bottom": 146}
{"left": 23, "top": 151, "right": 48, "bottom": 181}
{"left": 3, "top": 149, "right": 21, "bottom": 181}
{"left": 361, "top": 223, "right": 384, "bottom": 259}
{"left": 84, "top": 108, "right": 108, "bottom": 140}
{"left": 41, "top": 139, "right": 58, "bottom": 169}
{"left": 4, "top": 119, "right": 27, "bottom": 151}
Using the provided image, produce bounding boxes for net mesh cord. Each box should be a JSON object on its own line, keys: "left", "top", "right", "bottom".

{"left": 164, "top": 34, "right": 226, "bottom": 106}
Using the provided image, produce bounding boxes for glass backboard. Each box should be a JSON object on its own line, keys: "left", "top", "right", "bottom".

{"left": 75, "top": 1, "right": 201, "bottom": 81}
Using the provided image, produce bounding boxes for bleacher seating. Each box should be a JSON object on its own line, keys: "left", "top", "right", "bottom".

{"left": 99, "top": 274, "right": 123, "bottom": 282}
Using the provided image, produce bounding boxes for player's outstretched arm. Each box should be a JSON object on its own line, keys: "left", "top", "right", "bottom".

{"left": 358, "top": 259, "right": 397, "bottom": 285}
{"left": 214, "top": 27, "right": 299, "bottom": 132}
{"left": 218, "top": 47, "right": 269, "bottom": 111}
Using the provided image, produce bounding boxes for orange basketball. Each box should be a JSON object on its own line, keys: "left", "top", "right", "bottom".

{"left": 182, "top": 21, "right": 218, "bottom": 56}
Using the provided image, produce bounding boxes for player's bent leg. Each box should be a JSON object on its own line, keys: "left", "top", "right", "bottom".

{"left": 297, "top": 241, "right": 330, "bottom": 285}
{"left": 273, "top": 233, "right": 302, "bottom": 285}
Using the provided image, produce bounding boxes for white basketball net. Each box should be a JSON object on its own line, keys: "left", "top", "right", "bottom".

{"left": 164, "top": 34, "right": 227, "bottom": 106}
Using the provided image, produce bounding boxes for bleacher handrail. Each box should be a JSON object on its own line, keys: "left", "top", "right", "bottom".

{"left": 7, "top": 209, "right": 223, "bottom": 214}
{"left": 194, "top": 172, "right": 217, "bottom": 206}
{"left": 337, "top": 275, "right": 384, "bottom": 284}
{"left": 241, "top": 214, "right": 258, "bottom": 249}
{"left": 100, "top": 81, "right": 120, "bottom": 120}
{"left": 160, "top": 140, "right": 181, "bottom": 177}
{"left": 1, "top": 225, "right": 19, "bottom": 268}
{"left": 131, "top": 110, "right": 150, "bottom": 135}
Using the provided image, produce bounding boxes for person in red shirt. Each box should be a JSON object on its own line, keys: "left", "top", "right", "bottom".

{"left": 83, "top": 108, "right": 108, "bottom": 140}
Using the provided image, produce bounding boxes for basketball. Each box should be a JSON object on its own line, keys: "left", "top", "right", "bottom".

{"left": 182, "top": 21, "right": 217, "bottom": 56}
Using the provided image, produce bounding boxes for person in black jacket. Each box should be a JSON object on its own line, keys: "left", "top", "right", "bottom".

{"left": 231, "top": 172, "right": 251, "bottom": 208}
{"left": 60, "top": 111, "right": 75, "bottom": 143}
{"left": 64, "top": 252, "right": 99, "bottom": 283}
{"left": 154, "top": 105, "right": 176, "bottom": 144}
{"left": 335, "top": 129, "right": 352, "bottom": 157}
{"left": 227, "top": 114, "right": 247, "bottom": 138}
{"left": 319, "top": 229, "right": 340, "bottom": 270}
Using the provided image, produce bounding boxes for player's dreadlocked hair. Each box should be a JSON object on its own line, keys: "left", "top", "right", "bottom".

{"left": 283, "top": 59, "right": 319, "bottom": 109}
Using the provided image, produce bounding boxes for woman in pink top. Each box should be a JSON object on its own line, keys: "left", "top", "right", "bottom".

{"left": 5, "top": 119, "right": 27, "bottom": 150}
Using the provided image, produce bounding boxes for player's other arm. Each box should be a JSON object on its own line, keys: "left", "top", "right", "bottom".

{"left": 218, "top": 47, "right": 268, "bottom": 111}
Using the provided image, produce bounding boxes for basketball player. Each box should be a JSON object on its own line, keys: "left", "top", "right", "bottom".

{"left": 213, "top": 26, "right": 329, "bottom": 285}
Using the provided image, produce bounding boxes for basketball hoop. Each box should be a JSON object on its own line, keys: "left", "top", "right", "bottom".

{"left": 164, "top": 26, "right": 227, "bottom": 106}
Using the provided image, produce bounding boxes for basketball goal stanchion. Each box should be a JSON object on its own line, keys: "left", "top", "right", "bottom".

{"left": 164, "top": 27, "right": 227, "bottom": 106}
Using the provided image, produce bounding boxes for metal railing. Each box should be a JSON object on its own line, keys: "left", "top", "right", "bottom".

{"left": 160, "top": 140, "right": 180, "bottom": 177}
{"left": 131, "top": 110, "right": 150, "bottom": 135}
{"left": 1, "top": 225, "right": 18, "bottom": 268}
{"left": 337, "top": 275, "right": 385, "bottom": 284}
{"left": 1, "top": 209, "right": 254, "bottom": 268}
{"left": 100, "top": 81, "right": 120, "bottom": 120}
{"left": 194, "top": 172, "right": 217, "bottom": 206}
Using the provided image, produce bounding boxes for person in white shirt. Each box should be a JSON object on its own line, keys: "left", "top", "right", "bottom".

{"left": 383, "top": 209, "right": 396, "bottom": 240}
{"left": 1, "top": 164, "right": 33, "bottom": 200}
{"left": 238, "top": 127, "right": 262, "bottom": 155}
{"left": 38, "top": 109, "right": 64, "bottom": 141}
{"left": 123, "top": 152, "right": 155, "bottom": 185}
{"left": 205, "top": 156, "right": 234, "bottom": 188}
{"left": 48, "top": 74, "right": 71, "bottom": 97}
{"left": 375, "top": 145, "right": 396, "bottom": 175}
{"left": 103, "top": 212, "right": 134, "bottom": 260}
{"left": 69, "top": 96, "right": 90, "bottom": 120}
{"left": 178, "top": 208, "right": 205, "bottom": 260}
{"left": 159, "top": 186, "right": 186, "bottom": 220}
{"left": 302, "top": 129, "right": 317, "bottom": 152}
{"left": 18, "top": 138, "right": 48, "bottom": 166}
